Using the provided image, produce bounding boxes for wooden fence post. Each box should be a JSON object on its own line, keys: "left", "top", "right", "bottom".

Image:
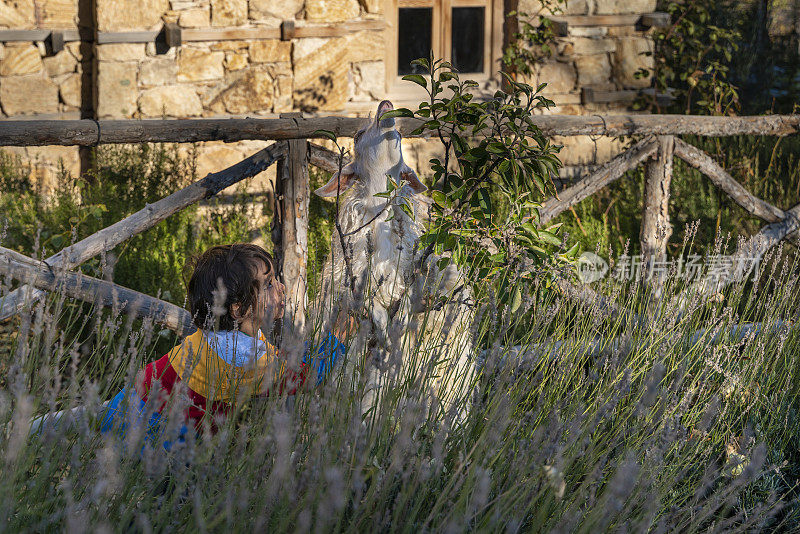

{"left": 640, "top": 135, "right": 674, "bottom": 292}
{"left": 273, "top": 114, "right": 310, "bottom": 352}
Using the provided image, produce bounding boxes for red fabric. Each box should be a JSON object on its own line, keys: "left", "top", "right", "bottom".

{"left": 135, "top": 353, "right": 311, "bottom": 433}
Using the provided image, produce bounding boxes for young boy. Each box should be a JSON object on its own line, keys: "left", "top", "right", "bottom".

{"left": 100, "top": 243, "right": 347, "bottom": 444}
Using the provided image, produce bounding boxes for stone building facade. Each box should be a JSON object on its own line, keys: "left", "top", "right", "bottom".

{"left": 0, "top": 0, "right": 664, "bottom": 195}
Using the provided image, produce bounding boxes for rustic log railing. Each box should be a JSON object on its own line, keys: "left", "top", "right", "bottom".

{"left": 0, "top": 114, "right": 798, "bottom": 333}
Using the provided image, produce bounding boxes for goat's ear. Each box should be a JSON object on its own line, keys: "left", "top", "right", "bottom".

{"left": 315, "top": 163, "right": 357, "bottom": 197}
{"left": 401, "top": 165, "right": 427, "bottom": 194}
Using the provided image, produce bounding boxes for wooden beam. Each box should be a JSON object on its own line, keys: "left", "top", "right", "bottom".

{"left": 0, "top": 246, "right": 194, "bottom": 335}
{"left": 673, "top": 137, "right": 786, "bottom": 223}
{"left": 549, "top": 12, "right": 670, "bottom": 35}
{"left": 640, "top": 135, "right": 674, "bottom": 291}
{"left": 502, "top": 0, "right": 519, "bottom": 83}
{"left": 1, "top": 115, "right": 797, "bottom": 147}
{"left": 0, "top": 29, "right": 80, "bottom": 41}
{"left": 539, "top": 136, "right": 659, "bottom": 224}
{"left": 639, "top": 12, "right": 671, "bottom": 29}
{"left": 0, "top": 29, "right": 53, "bottom": 41}
{"left": 0, "top": 142, "right": 287, "bottom": 322}
{"left": 96, "top": 31, "right": 159, "bottom": 44}
{"left": 581, "top": 87, "right": 675, "bottom": 105}
{"left": 182, "top": 20, "right": 384, "bottom": 42}
{"left": 182, "top": 27, "right": 281, "bottom": 41}
{"left": 309, "top": 142, "right": 350, "bottom": 173}
{"left": 275, "top": 114, "right": 310, "bottom": 350}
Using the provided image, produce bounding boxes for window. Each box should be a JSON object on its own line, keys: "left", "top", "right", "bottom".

{"left": 398, "top": 8, "right": 434, "bottom": 75}
{"left": 386, "top": 0, "right": 503, "bottom": 97}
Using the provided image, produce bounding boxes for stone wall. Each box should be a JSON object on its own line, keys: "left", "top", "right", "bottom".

{"left": 0, "top": 0, "right": 85, "bottom": 193}
{"left": 0, "top": 0, "right": 663, "bottom": 197}
{"left": 514, "top": 0, "right": 656, "bottom": 174}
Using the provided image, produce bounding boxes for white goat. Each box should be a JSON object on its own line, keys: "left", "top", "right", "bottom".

{"left": 314, "top": 100, "right": 476, "bottom": 420}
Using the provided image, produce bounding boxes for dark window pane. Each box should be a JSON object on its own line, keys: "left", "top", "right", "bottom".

{"left": 452, "top": 7, "right": 484, "bottom": 73}
{"left": 398, "top": 8, "right": 432, "bottom": 75}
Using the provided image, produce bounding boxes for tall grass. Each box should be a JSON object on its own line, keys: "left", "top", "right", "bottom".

{"left": 2, "top": 143, "right": 800, "bottom": 531}
{"left": 1, "top": 228, "right": 799, "bottom": 531}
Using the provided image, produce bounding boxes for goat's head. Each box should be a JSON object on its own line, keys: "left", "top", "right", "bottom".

{"left": 315, "top": 100, "right": 426, "bottom": 200}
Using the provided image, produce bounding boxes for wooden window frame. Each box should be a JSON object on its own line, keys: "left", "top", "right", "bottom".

{"left": 385, "top": 0, "right": 504, "bottom": 100}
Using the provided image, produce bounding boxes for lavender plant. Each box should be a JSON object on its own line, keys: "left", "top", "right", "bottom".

{"left": 1, "top": 228, "right": 799, "bottom": 530}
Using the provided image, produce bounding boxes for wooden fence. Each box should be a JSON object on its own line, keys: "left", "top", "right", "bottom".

{"left": 0, "top": 113, "right": 798, "bottom": 334}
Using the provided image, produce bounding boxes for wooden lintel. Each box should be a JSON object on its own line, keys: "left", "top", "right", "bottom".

{"left": 0, "top": 29, "right": 52, "bottom": 41}
{"left": 183, "top": 27, "right": 281, "bottom": 41}
{"left": 181, "top": 20, "right": 384, "bottom": 43}
{"left": 0, "top": 29, "right": 81, "bottom": 42}
{"left": 293, "top": 20, "right": 386, "bottom": 37}
{"left": 96, "top": 30, "right": 159, "bottom": 44}
{"left": 549, "top": 12, "right": 670, "bottom": 36}
{"left": 581, "top": 87, "right": 676, "bottom": 105}
{"left": 639, "top": 12, "right": 671, "bottom": 29}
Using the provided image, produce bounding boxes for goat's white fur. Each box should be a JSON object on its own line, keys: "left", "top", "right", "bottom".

{"left": 314, "top": 100, "right": 476, "bottom": 420}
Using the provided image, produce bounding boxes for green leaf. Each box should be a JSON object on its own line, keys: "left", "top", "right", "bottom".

{"left": 477, "top": 188, "right": 491, "bottom": 214}
{"left": 486, "top": 142, "right": 505, "bottom": 154}
{"left": 403, "top": 74, "right": 427, "bottom": 88}
{"left": 431, "top": 190, "right": 448, "bottom": 207}
{"left": 398, "top": 199, "right": 414, "bottom": 220}
{"left": 410, "top": 57, "right": 430, "bottom": 70}
{"left": 379, "top": 108, "right": 415, "bottom": 121}
{"left": 538, "top": 230, "right": 561, "bottom": 247}
{"left": 313, "top": 129, "right": 338, "bottom": 142}
{"left": 510, "top": 286, "right": 522, "bottom": 313}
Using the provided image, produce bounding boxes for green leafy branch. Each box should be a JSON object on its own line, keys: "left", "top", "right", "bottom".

{"left": 390, "top": 56, "right": 580, "bottom": 321}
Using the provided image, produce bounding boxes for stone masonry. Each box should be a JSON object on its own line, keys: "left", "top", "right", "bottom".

{"left": 0, "top": 0, "right": 666, "bottom": 197}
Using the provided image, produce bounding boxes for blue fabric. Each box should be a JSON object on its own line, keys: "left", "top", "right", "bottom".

{"left": 303, "top": 332, "right": 346, "bottom": 386}
{"left": 99, "top": 389, "right": 188, "bottom": 451}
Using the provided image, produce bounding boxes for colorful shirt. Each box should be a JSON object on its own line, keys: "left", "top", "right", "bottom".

{"left": 101, "top": 329, "right": 345, "bottom": 439}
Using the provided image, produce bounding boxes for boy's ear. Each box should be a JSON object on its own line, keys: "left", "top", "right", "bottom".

{"left": 401, "top": 164, "right": 427, "bottom": 194}
{"left": 315, "top": 163, "right": 357, "bottom": 197}
{"left": 230, "top": 302, "right": 249, "bottom": 321}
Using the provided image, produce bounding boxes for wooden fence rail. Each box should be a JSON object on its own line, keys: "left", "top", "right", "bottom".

{"left": 0, "top": 114, "right": 799, "bottom": 334}
{"left": 0, "top": 114, "right": 797, "bottom": 147}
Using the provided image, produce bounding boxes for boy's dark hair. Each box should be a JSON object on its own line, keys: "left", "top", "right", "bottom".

{"left": 187, "top": 243, "right": 275, "bottom": 331}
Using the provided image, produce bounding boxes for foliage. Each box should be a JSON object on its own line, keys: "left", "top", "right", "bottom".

{"left": 0, "top": 144, "right": 255, "bottom": 354}
{"left": 501, "top": 1, "right": 566, "bottom": 78}
{"left": 307, "top": 167, "right": 336, "bottom": 300}
{"left": 635, "top": 0, "right": 742, "bottom": 116}
{"left": 387, "top": 58, "right": 578, "bottom": 342}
